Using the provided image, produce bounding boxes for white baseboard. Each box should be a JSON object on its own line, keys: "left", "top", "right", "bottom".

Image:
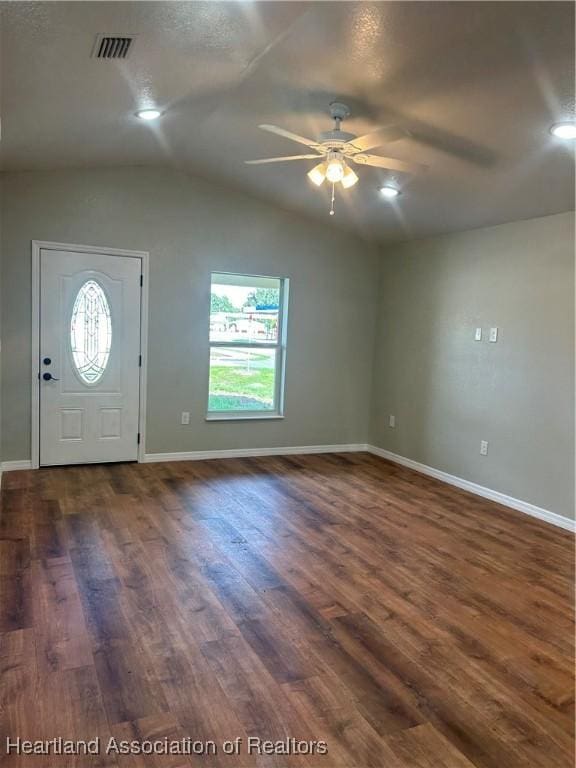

{"left": 1, "top": 460, "right": 33, "bottom": 472}
{"left": 144, "top": 443, "right": 369, "bottom": 463}
{"left": 367, "top": 445, "right": 575, "bottom": 532}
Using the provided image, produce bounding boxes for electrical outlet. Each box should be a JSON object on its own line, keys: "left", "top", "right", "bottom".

{"left": 480, "top": 440, "right": 488, "bottom": 456}
{"left": 388, "top": 415, "right": 396, "bottom": 428}
{"left": 489, "top": 327, "right": 498, "bottom": 343}
{"left": 181, "top": 411, "right": 190, "bottom": 425}
{"left": 474, "top": 327, "right": 482, "bottom": 341}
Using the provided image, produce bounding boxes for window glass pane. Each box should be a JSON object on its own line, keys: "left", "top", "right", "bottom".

{"left": 210, "top": 275, "right": 280, "bottom": 344}
{"left": 70, "top": 280, "right": 112, "bottom": 384}
{"left": 208, "top": 347, "right": 276, "bottom": 412}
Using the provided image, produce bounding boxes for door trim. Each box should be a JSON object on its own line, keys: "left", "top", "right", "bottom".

{"left": 31, "top": 241, "right": 150, "bottom": 469}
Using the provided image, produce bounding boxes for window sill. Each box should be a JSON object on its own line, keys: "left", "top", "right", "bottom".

{"left": 205, "top": 413, "right": 284, "bottom": 422}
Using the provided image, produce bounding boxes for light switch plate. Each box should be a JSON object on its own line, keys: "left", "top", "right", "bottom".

{"left": 181, "top": 411, "right": 190, "bottom": 425}
{"left": 474, "top": 328, "right": 482, "bottom": 341}
{"left": 489, "top": 327, "right": 498, "bottom": 343}
{"left": 480, "top": 440, "right": 488, "bottom": 455}
{"left": 389, "top": 415, "right": 396, "bottom": 428}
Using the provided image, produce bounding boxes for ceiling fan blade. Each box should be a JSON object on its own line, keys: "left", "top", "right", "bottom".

{"left": 245, "top": 154, "right": 320, "bottom": 165}
{"left": 352, "top": 153, "right": 426, "bottom": 174}
{"left": 348, "top": 126, "right": 408, "bottom": 152}
{"left": 258, "top": 124, "right": 323, "bottom": 150}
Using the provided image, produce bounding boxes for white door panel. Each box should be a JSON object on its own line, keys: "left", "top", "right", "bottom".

{"left": 39, "top": 249, "right": 142, "bottom": 465}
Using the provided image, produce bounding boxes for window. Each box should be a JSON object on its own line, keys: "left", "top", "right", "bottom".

{"left": 70, "top": 280, "right": 112, "bottom": 384}
{"left": 208, "top": 272, "right": 288, "bottom": 418}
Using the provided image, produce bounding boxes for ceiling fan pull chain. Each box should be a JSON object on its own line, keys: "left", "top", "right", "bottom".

{"left": 330, "top": 183, "right": 336, "bottom": 216}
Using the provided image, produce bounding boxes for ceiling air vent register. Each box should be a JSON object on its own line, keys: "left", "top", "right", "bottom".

{"left": 92, "top": 34, "right": 135, "bottom": 59}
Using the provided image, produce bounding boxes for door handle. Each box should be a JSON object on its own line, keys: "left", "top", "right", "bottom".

{"left": 42, "top": 372, "right": 60, "bottom": 381}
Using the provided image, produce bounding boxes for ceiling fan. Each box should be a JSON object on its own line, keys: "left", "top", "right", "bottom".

{"left": 246, "top": 102, "right": 425, "bottom": 214}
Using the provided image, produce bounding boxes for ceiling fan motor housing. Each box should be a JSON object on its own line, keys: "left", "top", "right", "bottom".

{"left": 319, "top": 130, "right": 357, "bottom": 152}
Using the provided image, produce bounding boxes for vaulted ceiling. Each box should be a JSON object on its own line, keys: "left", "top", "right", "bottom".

{"left": 1, "top": 1, "right": 574, "bottom": 242}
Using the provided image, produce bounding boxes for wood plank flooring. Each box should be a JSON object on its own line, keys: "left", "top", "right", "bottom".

{"left": 0, "top": 452, "right": 573, "bottom": 767}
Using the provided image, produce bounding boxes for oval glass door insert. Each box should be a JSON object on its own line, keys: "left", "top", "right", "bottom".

{"left": 70, "top": 280, "right": 112, "bottom": 384}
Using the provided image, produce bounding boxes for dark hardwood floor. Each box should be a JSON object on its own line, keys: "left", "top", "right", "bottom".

{"left": 0, "top": 452, "right": 574, "bottom": 767}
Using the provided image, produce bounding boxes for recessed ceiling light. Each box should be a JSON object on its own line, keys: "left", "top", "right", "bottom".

{"left": 379, "top": 185, "right": 400, "bottom": 199}
{"left": 550, "top": 122, "right": 576, "bottom": 140}
{"left": 136, "top": 109, "right": 162, "bottom": 121}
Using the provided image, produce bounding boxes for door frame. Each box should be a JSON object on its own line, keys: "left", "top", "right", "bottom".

{"left": 31, "top": 240, "right": 150, "bottom": 469}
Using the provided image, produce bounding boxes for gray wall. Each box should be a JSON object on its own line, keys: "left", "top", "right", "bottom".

{"left": 1, "top": 168, "right": 574, "bottom": 521}
{"left": 371, "top": 211, "right": 575, "bottom": 519}
{"left": 0, "top": 167, "right": 379, "bottom": 460}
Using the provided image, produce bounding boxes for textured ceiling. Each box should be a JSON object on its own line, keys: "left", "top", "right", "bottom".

{"left": 0, "top": 1, "right": 574, "bottom": 242}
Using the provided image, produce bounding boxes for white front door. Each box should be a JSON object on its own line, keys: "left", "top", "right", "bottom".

{"left": 39, "top": 249, "right": 142, "bottom": 466}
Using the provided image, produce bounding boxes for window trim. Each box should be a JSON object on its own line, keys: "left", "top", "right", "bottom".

{"left": 207, "top": 272, "right": 289, "bottom": 420}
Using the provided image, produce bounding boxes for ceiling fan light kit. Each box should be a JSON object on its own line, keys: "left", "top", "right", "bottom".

{"left": 325, "top": 152, "right": 346, "bottom": 183}
{"left": 307, "top": 162, "right": 327, "bottom": 186}
{"left": 246, "top": 101, "right": 424, "bottom": 215}
{"left": 341, "top": 166, "right": 359, "bottom": 189}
